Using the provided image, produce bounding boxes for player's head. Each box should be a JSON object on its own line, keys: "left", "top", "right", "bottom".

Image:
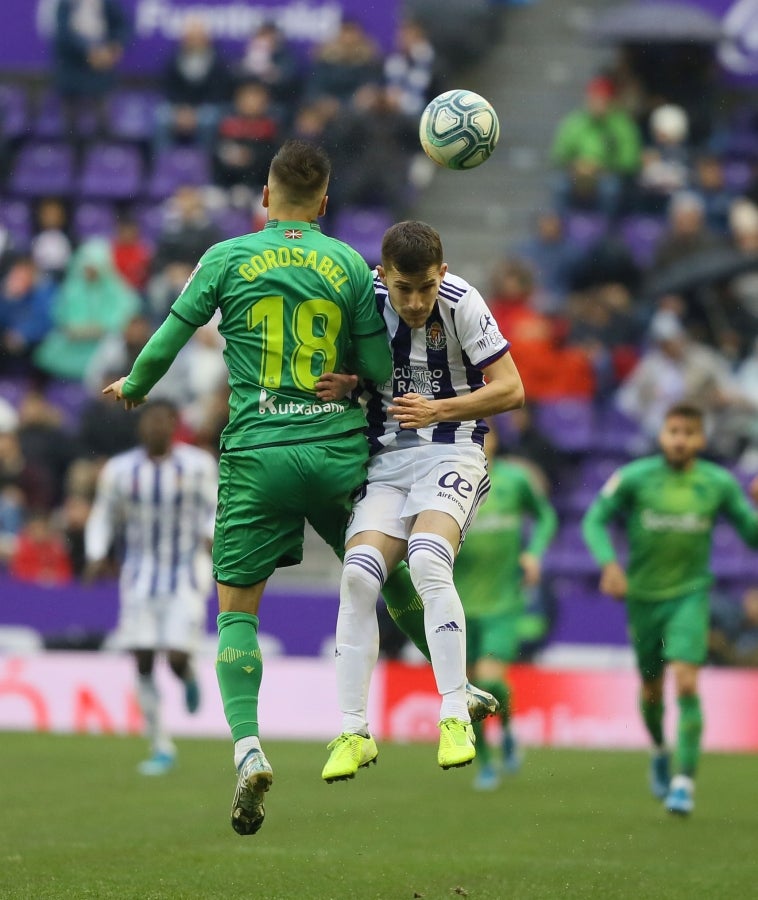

{"left": 378, "top": 221, "right": 448, "bottom": 329}
{"left": 138, "top": 400, "right": 179, "bottom": 457}
{"left": 659, "top": 403, "right": 706, "bottom": 468}
{"left": 264, "top": 140, "right": 331, "bottom": 220}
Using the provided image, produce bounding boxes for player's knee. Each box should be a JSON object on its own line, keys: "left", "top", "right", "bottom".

{"left": 341, "top": 546, "right": 387, "bottom": 609}
{"left": 407, "top": 533, "right": 454, "bottom": 596}
{"left": 167, "top": 650, "right": 189, "bottom": 677}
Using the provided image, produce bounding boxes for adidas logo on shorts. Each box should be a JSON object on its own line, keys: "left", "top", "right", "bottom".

{"left": 434, "top": 621, "right": 462, "bottom": 633}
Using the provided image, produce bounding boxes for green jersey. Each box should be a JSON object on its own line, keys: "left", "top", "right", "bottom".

{"left": 454, "top": 459, "right": 558, "bottom": 616}
{"left": 582, "top": 455, "right": 758, "bottom": 601}
{"left": 167, "top": 220, "right": 388, "bottom": 451}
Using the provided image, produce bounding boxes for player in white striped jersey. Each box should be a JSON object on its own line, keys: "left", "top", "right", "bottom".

{"left": 321, "top": 221, "right": 525, "bottom": 781}
{"left": 85, "top": 401, "right": 218, "bottom": 775}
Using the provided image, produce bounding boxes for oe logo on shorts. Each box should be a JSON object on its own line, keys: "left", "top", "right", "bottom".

{"left": 438, "top": 471, "right": 473, "bottom": 498}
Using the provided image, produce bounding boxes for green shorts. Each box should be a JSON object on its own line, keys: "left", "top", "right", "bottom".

{"left": 213, "top": 432, "right": 368, "bottom": 586}
{"left": 625, "top": 590, "right": 710, "bottom": 682}
{"left": 466, "top": 609, "right": 522, "bottom": 664}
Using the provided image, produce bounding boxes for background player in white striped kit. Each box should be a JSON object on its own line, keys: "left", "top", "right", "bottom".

{"left": 85, "top": 401, "right": 218, "bottom": 775}
{"left": 320, "top": 221, "right": 525, "bottom": 781}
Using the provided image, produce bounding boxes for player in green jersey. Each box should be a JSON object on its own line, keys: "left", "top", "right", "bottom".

{"left": 582, "top": 404, "right": 758, "bottom": 815}
{"left": 454, "top": 426, "right": 557, "bottom": 790}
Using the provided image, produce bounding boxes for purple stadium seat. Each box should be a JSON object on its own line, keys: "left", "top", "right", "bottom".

{"left": 72, "top": 202, "right": 117, "bottom": 240}
{"left": 563, "top": 212, "right": 608, "bottom": 249}
{"left": 132, "top": 201, "right": 166, "bottom": 246}
{"left": 595, "top": 403, "right": 642, "bottom": 456}
{"left": 331, "top": 206, "right": 393, "bottom": 266}
{"left": 618, "top": 215, "right": 666, "bottom": 268}
{"left": 212, "top": 206, "right": 255, "bottom": 240}
{"left": 0, "top": 376, "right": 28, "bottom": 409}
{"left": 8, "top": 142, "right": 76, "bottom": 197}
{"left": 559, "top": 456, "right": 623, "bottom": 514}
{"left": 722, "top": 159, "right": 753, "bottom": 192}
{"left": 146, "top": 147, "right": 211, "bottom": 199}
{"left": 0, "top": 199, "right": 32, "bottom": 248}
{"left": 531, "top": 399, "right": 596, "bottom": 453}
{"left": 32, "top": 91, "right": 98, "bottom": 140}
{"left": 0, "top": 84, "right": 29, "bottom": 140}
{"left": 79, "top": 143, "right": 144, "bottom": 200}
{"left": 711, "top": 523, "right": 755, "bottom": 579}
{"left": 107, "top": 90, "right": 160, "bottom": 142}
{"left": 44, "top": 380, "right": 89, "bottom": 431}
{"left": 542, "top": 522, "right": 598, "bottom": 576}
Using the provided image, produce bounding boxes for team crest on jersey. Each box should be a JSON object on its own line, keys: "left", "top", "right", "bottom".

{"left": 426, "top": 321, "right": 446, "bottom": 350}
{"left": 284, "top": 229, "right": 303, "bottom": 239}
{"left": 179, "top": 261, "right": 202, "bottom": 295}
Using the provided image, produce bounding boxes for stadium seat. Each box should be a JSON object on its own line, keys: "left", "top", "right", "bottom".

{"left": 0, "top": 84, "right": 29, "bottom": 140}
{"left": 331, "top": 206, "right": 393, "bottom": 267}
{"left": 107, "top": 90, "right": 161, "bottom": 143}
{"left": 0, "top": 198, "right": 32, "bottom": 248}
{"left": 563, "top": 212, "right": 608, "bottom": 250}
{"left": 531, "top": 399, "right": 597, "bottom": 453}
{"left": 44, "top": 380, "right": 90, "bottom": 430}
{"left": 32, "top": 91, "right": 98, "bottom": 140}
{"left": 72, "top": 201, "right": 117, "bottom": 240}
{"left": 79, "top": 143, "right": 144, "bottom": 200}
{"left": 542, "top": 523, "right": 598, "bottom": 576}
{"left": 0, "top": 376, "right": 27, "bottom": 409}
{"left": 212, "top": 206, "right": 256, "bottom": 240}
{"left": 132, "top": 201, "right": 166, "bottom": 246}
{"left": 594, "top": 403, "right": 642, "bottom": 456}
{"left": 722, "top": 159, "right": 753, "bottom": 192}
{"left": 8, "top": 142, "right": 76, "bottom": 197}
{"left": 618, "top": 215, "right": 666, "bottom": 268}
{"left": 146, "top": 147, "right": 211, "bottom": 199}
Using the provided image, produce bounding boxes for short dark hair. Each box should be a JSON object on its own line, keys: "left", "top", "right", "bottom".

{"left": 381, "top": 220, "right": 443, "bottom": 274}
{"left": 268, "top": 140, "right": 331, "bottom": 206}
{"left": 664, "top": 403, "right": 704, "bottom": 424}
{"left": 139, "top": 399, "right": 178, "bottom": 419}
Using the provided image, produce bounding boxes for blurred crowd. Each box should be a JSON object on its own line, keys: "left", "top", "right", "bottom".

{"left": 490, "top": 64, "right": 758, "bottom": 467}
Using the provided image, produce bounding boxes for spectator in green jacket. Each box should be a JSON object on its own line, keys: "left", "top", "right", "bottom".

{"left": 551, "top": 76, "right": 641, "bottom": 220}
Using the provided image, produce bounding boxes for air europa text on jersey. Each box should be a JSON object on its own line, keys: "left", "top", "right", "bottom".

{"left": 238, "top": 248, "right": 350, "bottom": 291}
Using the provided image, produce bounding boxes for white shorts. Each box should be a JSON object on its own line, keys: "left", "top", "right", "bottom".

{"left": 346, "top": 443, "right": 489, "bottom": 545}
{"left": 115, "top": 587, "right": 207, "bottom": 653}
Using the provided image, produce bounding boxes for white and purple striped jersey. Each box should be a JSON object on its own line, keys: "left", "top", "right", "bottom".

{"left": 85, "top": 443, "right": 218, "bottom": 599}
{"left": 362, "top": 270, "right": 510, "bottom": 453}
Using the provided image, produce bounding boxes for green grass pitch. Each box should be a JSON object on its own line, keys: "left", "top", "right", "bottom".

{"left": 2, "top": 733, "right": 757, "bottom": 899}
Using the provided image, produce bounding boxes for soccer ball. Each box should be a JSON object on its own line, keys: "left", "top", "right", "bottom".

{"left": 419, "top": 89, "right": 500, "bottom": 170}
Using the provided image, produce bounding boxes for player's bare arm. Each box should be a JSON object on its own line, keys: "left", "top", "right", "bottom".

{"left": 103, "top": 376, "right": 148, "bottom": 410}
{"left": 519, "top": 552, "right": 541, "bottom": 587}
{"left": 600, "top": 561, "right": 628, "bottom": 600}
{"left": 389, "top": 353, "right": 524, "bottom": 429}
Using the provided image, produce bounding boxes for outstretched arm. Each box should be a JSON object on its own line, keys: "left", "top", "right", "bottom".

{"left": 388, "top": 352, "right": 524, "bottom": 430}
{"left": 103, "top": 313, "right": 197, "bottom": 408}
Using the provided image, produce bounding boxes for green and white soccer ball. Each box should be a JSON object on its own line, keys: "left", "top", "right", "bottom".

{"left": 419, "top": 89, "right": 500, "bottom": 170}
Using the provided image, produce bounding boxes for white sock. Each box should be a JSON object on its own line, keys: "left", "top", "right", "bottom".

{"left": 137, "top": 674, "right": 173, "bottom": 756}
{"left": 234, "top": 736, "right": 263, "bottom": 770}
{"left": 407, "top": 533, "right": 469, "bottom": 723}
{"left": 336, "top": 545, "right": 386, "bottom": 734}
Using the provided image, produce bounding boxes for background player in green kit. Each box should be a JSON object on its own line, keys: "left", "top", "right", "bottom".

{"left": 101, "top": 140, "right": 406, "bottom": 836}
{"left": 582, "top": 404, "right": 758, "bottom": 816}
{"left": 454, "top": 425, "right": 557, "bottom": 791}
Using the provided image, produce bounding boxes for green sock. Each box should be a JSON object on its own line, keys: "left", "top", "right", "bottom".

{"left": 676, "top": 694, "right": 703, "bottom": 777}
{"left": 478, "top": 678, "right": 510, "bottom": 727}
{"left": 640, "top": 695, "right": 665, "bottom": 748}
{"left": 382, "top": 562, "right": 430, "bottom": 661}
{"left": 215, "top": 612, "right": 263, "bottom": 743}
{"left": 472, "top": 719, "right": 491, "bottom": 765}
